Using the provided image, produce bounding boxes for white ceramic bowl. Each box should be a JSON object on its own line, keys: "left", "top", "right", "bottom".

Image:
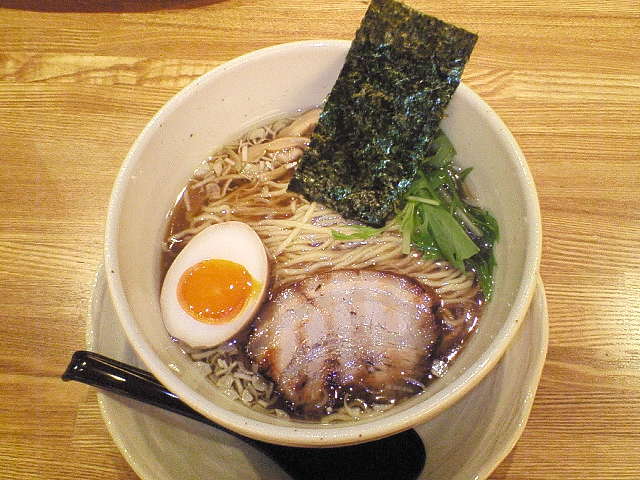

{"left": 105, "top": 40, "right": 542, "bottom": 447}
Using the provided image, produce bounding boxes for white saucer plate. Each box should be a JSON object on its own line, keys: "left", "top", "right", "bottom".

{"left": 88, "top": 269, "right": 548, "bottom": 480}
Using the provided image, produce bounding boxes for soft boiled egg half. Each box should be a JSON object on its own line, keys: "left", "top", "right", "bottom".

{"left": 160, "top": 221, "right": 269, "bottom": 348}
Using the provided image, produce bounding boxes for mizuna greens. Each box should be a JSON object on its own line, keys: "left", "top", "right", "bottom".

{"left": 332, "top": 132, "right": 499, "bottom": 299}
{"left": 397, "top": 132, "right": 499, "bottom": 299}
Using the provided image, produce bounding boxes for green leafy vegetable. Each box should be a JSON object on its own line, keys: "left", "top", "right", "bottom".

{"left": 328, "top": 130, "right": 500, "bottom": 299}
{"left": 399, "top": 201, "right": 416, "bottom": 254}
{"left": 405, "top": 196, "right": 440, "bottom": 206}
{"left": 420, "top": 204, "right": 479, "bottom": 270}
{"left": 398, "top": 131, "right": 499, "bottom": 299}
{"left": 422, "top": 133, "right": 456, "bottom": 169}
{"left": 466, "top": 251, "right": 496, "bottom": 300}
{"left": 331, "top": 225, "right": 384, "bottom": 241}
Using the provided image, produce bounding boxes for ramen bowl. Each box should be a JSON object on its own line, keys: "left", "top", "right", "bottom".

{"left": 105, "top": 40, "right": 542, "bottom": 447}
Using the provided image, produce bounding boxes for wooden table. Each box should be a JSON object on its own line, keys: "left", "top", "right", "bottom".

{"left": 1, "top": 1, "right": 638, "bottom": 478}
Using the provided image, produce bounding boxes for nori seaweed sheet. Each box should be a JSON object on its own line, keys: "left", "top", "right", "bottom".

{"left": 288, "top": 0, "right": 477, "bottom": 227}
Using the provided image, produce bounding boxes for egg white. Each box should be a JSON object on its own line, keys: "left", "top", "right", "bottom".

{"left": 160, "top": 221, "right": 269, "bottom": 348}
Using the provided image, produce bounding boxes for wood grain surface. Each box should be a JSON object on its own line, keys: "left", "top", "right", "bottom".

{"left": 1, "top": 0, "right": 638, "bottom": 478}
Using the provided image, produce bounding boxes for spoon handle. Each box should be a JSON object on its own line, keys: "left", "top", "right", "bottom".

{"left": 62, "top": 350, "right": 226, "bottom": 431}
{"left": 62, "top": 350, "right": 426, "bottom": 480}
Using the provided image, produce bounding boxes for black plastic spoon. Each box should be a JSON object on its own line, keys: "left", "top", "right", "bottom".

{"left": 62, "top": 351, "right": 426, "bottom": 480}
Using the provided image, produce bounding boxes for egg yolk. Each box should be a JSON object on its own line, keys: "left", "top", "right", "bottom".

{"left": 177, "top": 259, "right": 257, "bottom": 324}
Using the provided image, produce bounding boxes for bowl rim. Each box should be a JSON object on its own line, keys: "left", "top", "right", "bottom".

{"left": 105, "top": 39, "right": 542, "bottom": 447}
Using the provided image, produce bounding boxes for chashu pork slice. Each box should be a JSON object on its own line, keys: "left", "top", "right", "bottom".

{"left": 246, "top": 269, "right": 439, "bottom": 416}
